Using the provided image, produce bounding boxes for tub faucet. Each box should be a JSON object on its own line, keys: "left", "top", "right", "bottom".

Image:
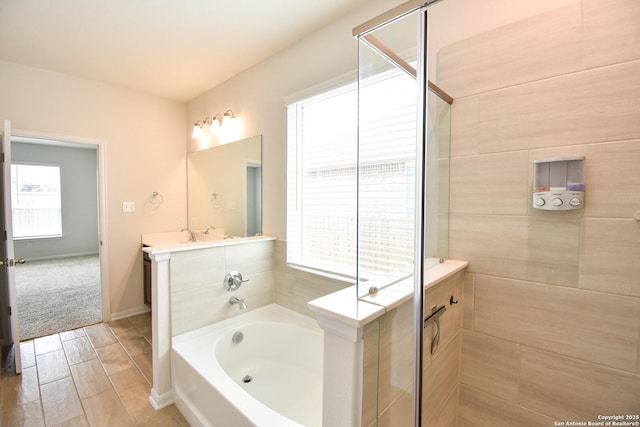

{"left": 203, "top": 225, "right": 216, "bottom": 234}
{"left": 229, "top": 295, "right": 247, "bottom": 310}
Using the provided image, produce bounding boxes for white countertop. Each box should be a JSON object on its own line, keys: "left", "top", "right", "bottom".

{"left": 308, "top": 259, "right": 468, "bottom": 335}
{"left": 141, "top": 231, "right": 275, "bottom": 254}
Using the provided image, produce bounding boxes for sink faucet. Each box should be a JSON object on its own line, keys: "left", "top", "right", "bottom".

{"left": 229, "top": 295, "right": 247, "bottom": 310}
{"left": 180, "top": 228, "right": 196, "bottom": 242}
{"left": 203, "top": 225, "right": 216, "bottom": 234}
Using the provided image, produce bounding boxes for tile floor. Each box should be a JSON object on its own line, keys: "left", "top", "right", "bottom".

{"left": 0, "top": 312, "right": 189, "bottom": 426}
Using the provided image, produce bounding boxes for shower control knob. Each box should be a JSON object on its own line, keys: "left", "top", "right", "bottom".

{"left": 569, "top": 197, "right": 581, "bottom": 207}
{"left": 534, "top": 198, "right": 545, "bottom": 207}
{"left": 552, "top": 197, "right": 563, "bottom": 207}
{"left": 223, "top": 271, "right": 249, "bottom": 291}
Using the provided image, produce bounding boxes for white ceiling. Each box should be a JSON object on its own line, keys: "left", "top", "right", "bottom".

{"left": 0, "top": 0, "right": 370, "bottom": 102}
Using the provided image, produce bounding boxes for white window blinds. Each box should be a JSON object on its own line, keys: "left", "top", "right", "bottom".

{"left": 287, "top": 66, "right": 417, "bottom": 280}
{"left": 11, "top": 163, "right": 63, "bottom": 238}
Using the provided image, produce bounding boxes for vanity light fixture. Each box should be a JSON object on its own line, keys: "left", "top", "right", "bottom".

{"left": 222, "top": 109, "right": 236, "bottom": 124}
{"left": 191, "top": 110, "right": 238, "bottom": 138}
{"left": 192, "top": 120, "right": 203, "bottom": 138}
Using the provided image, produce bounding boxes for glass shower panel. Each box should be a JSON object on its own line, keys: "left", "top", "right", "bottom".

{"left": 356, "top": 4, "right": 452, "bottom": 425}
{"left": 356, "top": 12, "right": 421, "bottom": 299}
{"left": 356, "top": 9, "right": 424, "bottom": 427}
{"left": 425, "top": 90, "right": 451, "bottom": 266}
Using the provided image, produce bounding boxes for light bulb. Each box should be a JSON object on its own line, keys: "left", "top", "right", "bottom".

{"left": 192, "top": 122, "right": 202, "bottom": 138}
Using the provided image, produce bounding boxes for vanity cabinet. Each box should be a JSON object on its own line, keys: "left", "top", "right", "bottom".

{"left": 143, "top": 248, "right": 151, "bottom": 308}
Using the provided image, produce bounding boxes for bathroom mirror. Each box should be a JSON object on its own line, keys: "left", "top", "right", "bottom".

{"left": 187, "top": 135, "right": 262, "bottom": 237}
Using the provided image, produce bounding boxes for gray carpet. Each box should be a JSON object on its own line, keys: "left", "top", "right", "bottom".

{"left": 15, "top": 255, "right": 102, "bottom": 340}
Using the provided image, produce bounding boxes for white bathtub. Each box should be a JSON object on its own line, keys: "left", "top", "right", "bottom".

{"left": 172, "top": 304, "right": 324, "bottom": 427}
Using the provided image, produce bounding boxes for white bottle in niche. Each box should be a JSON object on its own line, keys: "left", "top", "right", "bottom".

{"left": 532, "top": 157, "right": 584, "bottom": 211}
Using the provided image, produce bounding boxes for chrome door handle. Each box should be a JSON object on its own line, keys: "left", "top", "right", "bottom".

{"left": 0, "top": 258, "right": 27, "bottom": 267}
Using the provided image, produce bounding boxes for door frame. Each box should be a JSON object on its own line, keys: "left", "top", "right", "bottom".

{"left": 10, "top": 128, "right": 110, "bottom": 322}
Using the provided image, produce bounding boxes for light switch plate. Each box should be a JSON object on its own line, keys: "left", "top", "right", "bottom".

{"left": 122, "top": 201, "right": 136, "bottom": 213}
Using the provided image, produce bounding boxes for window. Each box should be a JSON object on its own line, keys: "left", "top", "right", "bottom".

{"left": 287, "top": 66, "right": 417, "bottom": 280}
{"left": 11, "top": 163, "right": 62, "bottom": 239}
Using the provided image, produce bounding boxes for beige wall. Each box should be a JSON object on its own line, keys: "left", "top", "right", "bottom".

{"left": 0, "top": 61, "right": 187, "bottom": 317}
{"left": 187, "top": 0, "right": 577, "bottom": 242}
{"left": 441, "top": 1, "right": 640, "bottom": 424}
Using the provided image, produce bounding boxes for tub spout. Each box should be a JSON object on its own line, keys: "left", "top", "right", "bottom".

{"left": 229, "top": 295, "right": 247, "bottom": 310}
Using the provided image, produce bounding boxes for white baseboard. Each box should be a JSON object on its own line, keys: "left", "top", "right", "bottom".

{"left": 110, "top": 305, "right": 150, "bottom": 321}
{"left": 149, "top": 388, "right": 174, "bottom": 410}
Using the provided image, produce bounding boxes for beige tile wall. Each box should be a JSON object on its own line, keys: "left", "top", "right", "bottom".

{"left": 273, "top": 240, "right": 351, "bottom": 318}
{"left": 365, "top": 270, "right": 464, "bottom": 427}
{"left": 441, "top": 1, "right": 640, "bottom": 423}
{"left": 169, "top": 240, "right": 275, "bottom": 336}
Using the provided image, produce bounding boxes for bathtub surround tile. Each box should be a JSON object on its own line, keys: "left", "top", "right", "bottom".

{"left": 62, "top": 336, "right": 97, "bottom": 365}
{"left": 450, "top": 214, "right": 580, "bottom": 286}
{"left": 458, "top": 385, "right": 555, "bottom": 427}
{"left": 460, "top": 330, "right": 520, "bottom": 402}
{"left": 437, "top": 3, "right": 582, "bottom": 99}
{"left": 450, "top": 152, "right": 529, "bottom": 215}
{"left": 580, "top": 218, "right": 640, "bottom": 297}
{"left": 519, "top": 347, "right": 640, "bottom": 420}
{"left": 40, "top": 377, "right": 84, "bottom": 426}
{"left": 84, "top": 323, "right": 117, "bottom": 349}
{"left": 583, "top": 0, "right": 640, "bottom": 68}
{"left": 171, "top": 285, "right": 220, "bottom": 336}
{"left": 81, "top": 389, "right": 133, "bottom": 427}
{"left": 170, "top": 247, "right": 226, "bottom": 293}
{"left": 170, "top": 240, "right": 278, "bottom": 336}
{"left": 274, "top": 240, "right": 351, "bottom": 317}
{"left": 225, "top": 239, "right": 275, "bottom": 275}
{"left": 36, "top": 349, "right": 71, "bottom": 385}
{"left": 70, "top": 359, "right": 112, "bottom": 399}
{"left": 474, "top": 275, "right": 640, "bottom": 372}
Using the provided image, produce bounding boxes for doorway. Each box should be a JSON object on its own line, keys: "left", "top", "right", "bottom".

{"left": 246, "top": 163, "right": 262, "bottom": 236}
{"left": 10, "top": 136, "right": 104, "bottom": 340}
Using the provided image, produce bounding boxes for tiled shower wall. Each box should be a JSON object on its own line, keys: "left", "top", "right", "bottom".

{"left": 439, "top": 1, "right": 640, "bottom": 423}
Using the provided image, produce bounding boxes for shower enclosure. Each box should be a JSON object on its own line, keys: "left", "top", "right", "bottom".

{"left": 353, "top": 1, "right": 452, "bottom": 425}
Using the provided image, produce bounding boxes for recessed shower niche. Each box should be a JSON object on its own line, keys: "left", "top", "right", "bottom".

{"left": 533, "top": 157, "right": 585, "bottom": 211}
